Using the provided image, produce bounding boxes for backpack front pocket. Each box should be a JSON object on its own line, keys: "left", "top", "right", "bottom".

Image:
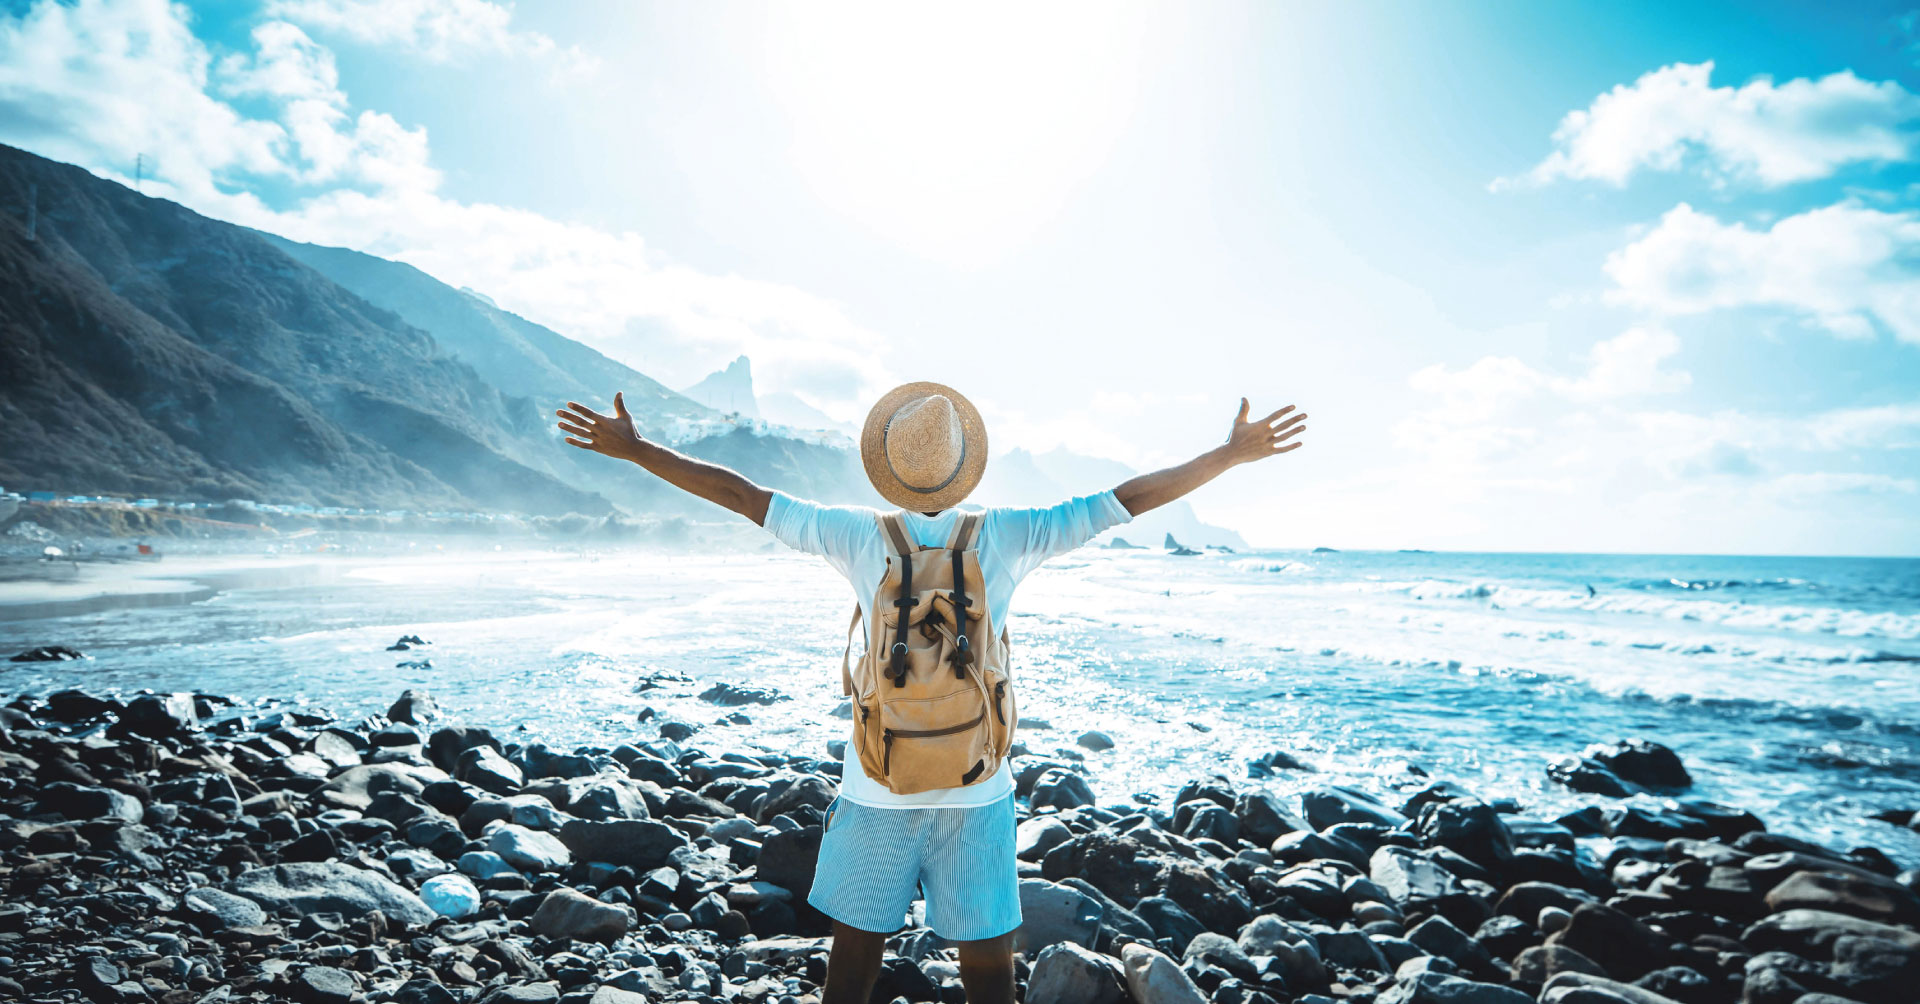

{"left": 878, "top": 688, "right": 993, "bottom": 794}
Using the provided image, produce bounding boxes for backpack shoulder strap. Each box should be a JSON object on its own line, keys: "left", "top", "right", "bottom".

{"left": 839, "top": 604, "right": 862, "bottom": 696}
{"left": 946, "top": 511, "right": 981, "bottom": 551}
{"left": 878, "top": 512, "right": 913, "bottom": 555}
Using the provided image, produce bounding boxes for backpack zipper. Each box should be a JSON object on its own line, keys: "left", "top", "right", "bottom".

{"left": 881, "top": 711, "right": 988, "bottom": 775}
{"left": 993, "top": 682, "right": 1006, "bottom": 725}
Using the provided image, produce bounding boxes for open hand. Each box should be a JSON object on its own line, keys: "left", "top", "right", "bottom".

{"left": 1223, "top": 398, "right": 1306, "bottom": 465}
{"left": 556, "top": 393, "right": 643, "bottom": 461}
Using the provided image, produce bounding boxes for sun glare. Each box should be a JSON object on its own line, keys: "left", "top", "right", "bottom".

{"left": 762, "top": 2, "right": 1158, "bottom": 265}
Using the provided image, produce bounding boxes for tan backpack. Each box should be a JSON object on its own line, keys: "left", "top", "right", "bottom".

{"left": 839, "top": 511, "right": 1017, "bottom": 794}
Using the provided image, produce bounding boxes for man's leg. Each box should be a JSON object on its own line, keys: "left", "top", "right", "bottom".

{"left": 954, "top": 931, "right": 1016, "bottom": 1004}
{"left": 822, "top": 919, "right": 888, "bottom": 1004}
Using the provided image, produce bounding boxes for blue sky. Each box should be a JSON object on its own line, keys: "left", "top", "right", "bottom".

{"left": 4, "top": 0, "right": 1919, "bottom": 554}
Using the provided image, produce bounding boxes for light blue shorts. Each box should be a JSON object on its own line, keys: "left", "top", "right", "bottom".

{"left": 807, "top": 793, "right": 1022, "bottom": 942}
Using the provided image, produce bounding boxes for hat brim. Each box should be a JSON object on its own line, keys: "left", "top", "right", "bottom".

{"left": 861, "top": 381, "right": 989, "bottom": 512}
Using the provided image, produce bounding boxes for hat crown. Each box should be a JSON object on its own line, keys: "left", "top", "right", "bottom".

{"left": 884, "top": 394, "right": 965, "bottom": 491}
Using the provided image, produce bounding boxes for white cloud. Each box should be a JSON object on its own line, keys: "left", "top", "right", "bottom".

{"left": 1556, "top": 325, "right": 1692, "bottom": 401}
{"left": 1497, "top": 61, "right": 1920, "bottom": 189}
{"left": 0, "top": 0, "right": 888, "bottom": 415}
{"left": 264, "top": 0, "right": 593, "bottom": 72}
{"left": 1604, "top": 202, "right": 1920, "bottom": 343}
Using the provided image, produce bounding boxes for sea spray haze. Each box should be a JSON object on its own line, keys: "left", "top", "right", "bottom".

{"left": 9, "top": 545, "right": 1918, "bottom": 866}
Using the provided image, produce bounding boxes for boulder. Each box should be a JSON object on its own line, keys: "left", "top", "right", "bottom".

{"left": 1025, "top": 942, "right": 1126, "bottom": 1004}
{"left": 1741, "top": 909, "right": 1920, "bottom": 958}
{"left": 1378, "top": 971, "right": 1532, "bottom": 1004}
{"left": 697, "top": 682, "right": 786, "bottom": 706}
{"left": 40, "top": 782, "right": 142, "bottom": 823}
{"left": 458, "top": 746, "right": 525, "bottom": 796}
{"left": 489, "top": 824, "right": 571, "bottom": 872}
{"left": 525, "top": 775, "right": 648, "bottom": 821}
{"left": 529, "top": 887, "right": 629, "bottom": 942}
{"left": 313, "top": 763, "right": 442, "bottom": 812}
{"left": 1119, "top": 942, "right": 1208, "bottom": 1004}
{"left": 554, "top": 818, "right": 689, "bottom": 871}
{"left": 1545, "top": 903, "right": 1670, "bottom": 979}
{"left": 427, "top": 725, "right": 501, "bottom": 773}
{"left": 1136, "top": 897, "right": 1207, "bottom": 950}
{"left": 755, "top": 774, "right": 835, "bottom": 823}
{"left": 1076, "top": 730, "right": 1115, "bottom": 751}
{"left": 289, "top": 965, "right": 357, "bottom": 1004}
{"left": 1016, "top": 879, "right": 1103, "bottom": 952}
{"left": 1416, "top": 798, "right": 1516, "bottom": 872}
{"left": 758, "top": 824, "right": 823, "bottom": 900}
{"left": 420, "top": 873, "right": 480, "bottom": 919}
{"left": 1017, "top": 816, "right": 1073, "bottom": 861}
{"left": 1372, "top": 845, "right": 1467, "bottom": 905}
{"left": 182, "top": 887, "right": 267, "bottom": 930}
{"left": 1247, "top": 749, "right": 1315, "bottom": 777}
{"left": 1237, "top": 914, "right": 1328, "bottom": 991}
{"left": 1032, "top": 769, "right": 1096, "bottom": 810}
{"left": 1510, "top": 945, "right": 1607, "bottom": 988}
{"left": 1235, "top": 789, "right": 1308, "bottom": 845}
{"left": 1302, "top": 786, "right": 1404, "bottom": 829}
{"left": 122, "top": 692, "right": 198, "bottom": 736}
{"left": 229, "top": 861, "right": 434, "bottom": 925}
{"left": 387, "top": 689, "right": 440, "bottom": 725}
{"left": 1764, "top": 869, "right": 1920, "bottom": 926}
{"left": 1539, "top": 971, "right": 1689, "bottom": 1004}
{"left": 1407, "top": 915, "right": 1500, "bottom": 979}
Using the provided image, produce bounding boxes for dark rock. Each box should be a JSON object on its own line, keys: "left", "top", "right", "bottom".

{"left": 1540, "top": 971, "right": 1693, "bottom": 1004}
{"left": 526, "top": 775, "right": 648, "bottom": 821}
{"left": 698, "top": 682, "right": 786, "bottom": 706}
{"left": 1372, "top": 845, "right": 1468, "bottom": 905}
{"left": 477, "top": 985, "right": 560, "bottom": 1004}
{"left": 1136, "top": 896, "right": 1207, "bottom": 949}
{"left": 390, "top": 978, "right": 460, "bottom": 1004}
{"left": 313, "top": 763, "right": 436, "bottom": 811}
{"left": 457, "top": 746, "right": 525, "bottom": 795}
{"left": 280, "top": 828, "right": 341, "bottom": 862}
{"left": 1077, "top": 729, "right": 1116, "bottom": 751}
{"left": 1181, "top": 803, "right": 1239, "bottom": 843}
{"left": 122, "top": 692, "right": 198, "bottom": 736}
{"left": 1473, "top": 914, "right": 1535, "bottom": 961}
{"left": 1316, "top": 928, "right": 1390, "bottom": 973}
{"left": 1302, "top": 786, "right": 1405, "bottom": 829}
{"left": 658, "top": 720, "right": 698, "bottom": 741}
{"left": 1510, "top": 944, "right": 1607, "bottom": 988}
{"left": 1408, "top": 915, "right": 1501, "bottom": 979}
{"left": 1376, "top": 971, "right": 1531, "bottom": 1003}
{"left": 427, "top": 725, "right": 501, "bottom": 773}
{"left": 1633, "top": 965, "right": 1713, "bottom": 1004}
{"left": 557, "top": 818, "right": 688, "bottom": 871}
{"left": 387, "top": 689, "right": 440, "bottom": 725}
{"left": 1829, "top": 933, "right": 1920, "bottom": 1003}
{"left": 228, "top": 861, "right": 434, "bottom": 925}
{"left": 1546, "top": 903, "right": 1671, "bottom": 979}
{"left": 1493, "top": 882, "right": 1598, "bottom": 922}
{"left": 755, "top": 774, "right": 834, "bottom": 823}
{"left": 1247, "top": 750, "right": 1315, "bottom": 777}
{"left": 758, "top": 824, "right": 823, "bottom": 900}
{"left": 45, "top": 688, "right": 117, "bottom": 719}
{"left": 13, "top": 645, "right": 86, "bottom": 662}
{"left": 289, "top": 965, "right": 356, "bottom": 1004}
{"left": 1032, "top": 769, "right": 1096, "bottom": 810}
{"left": 1026, "top": 941, "right": 1126, "bottom": 1004}
{"left": 1234, "top": 789, "right": 1308, "bottom": 845}
{"left": 41, "top": 782, "right": 143, "bottom": 822}
{"left": 1742, "top": 909, "right": 1920, "bottom": 959}
{"left": 529, "top": 887, "right": 629, "bottom": 941}
{"left": 1764, "top": 869, "right": 1920, "bottom": 926}
{"left": 1416, "top": 798, "right": 1516, "bottom": 873}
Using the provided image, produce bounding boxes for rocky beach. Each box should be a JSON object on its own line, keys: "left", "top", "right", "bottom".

{"left": 3, "top": 658, "right": 1918, "bottom": 1004}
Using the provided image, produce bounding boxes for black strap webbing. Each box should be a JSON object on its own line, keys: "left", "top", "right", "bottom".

{"left": 882, "top": 514, "right": 914, "bottom": 687}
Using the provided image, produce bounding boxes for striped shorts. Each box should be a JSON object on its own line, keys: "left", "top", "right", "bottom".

{"left": 807, "top": 792, "right": 1022, "bottom": 942}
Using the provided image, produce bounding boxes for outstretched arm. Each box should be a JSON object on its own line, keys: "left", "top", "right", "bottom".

{"left": 556, "top": 393, "right": 773, "bottom": 525}
{"left": 1113, "top": 398, "right": 1306, "bottom": 516}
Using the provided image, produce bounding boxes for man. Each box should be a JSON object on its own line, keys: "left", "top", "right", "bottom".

{"left": 556, "top": 383, "right": 1306, "bottom": 1004}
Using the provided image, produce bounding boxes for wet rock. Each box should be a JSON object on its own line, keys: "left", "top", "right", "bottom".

{"left": 477, "top": 985, "right": 560, "bottom": 1004}
{"left": 122, "top": 692, "right": 198, "bottom": 736}
{"left": 1764, "top": 869, "right": 1920, "bottom": 926}
{"left": 1416, "top": 798, "right": 1516, "bottom": 873}
{"left": 758, "top": 825, "right": 823, "bottom": 900}
{"left": 1026, "top": 941, "right": 1126, "bottom": 1004}
{"left": 1120, "top": 942, "right": 1208, "bottom": 1004}
{"left": 1372, "top": 845, "right": 1468, "bottom": 905}
{"left": 525, "top": 775, "right": 648, "bottom": 822}
{"left": 458, "top": 745, "right": 526, "bottom": 796}
{"left": 1539, "top": 971, "right": 1689, "bottom": 1004}
{"left": 229, "top": 861, "right": 434, "bottom": 925}
{"left": 1077, "top": 730, "right": 1115, "bottom": 751}
{"left": 1829, "top": 932, "right": 1920, "bottom": 1002}
{"left": 698, "top": 682, "right": 786, "bottom": 706}
{"left": 489, "top": 823, "right": 571, "bottom": 871}
{"left": 556, "top": 818, "right": 688, "bottom": 870}
{"left": 1234, "top": 789, "right": 1308, "bottom": 845}
{"left": 754, "top": 773, "right": 834, "bottom": 823}
{"left": 1550, "top": 740, "right": 1691, "bottom": 798}
{"left": 1408, "top": 915, "right": 1501, "bottom": 979}
{"left": 387, "top": 689, "right": 440, "bottom": 725}
{"left": 529, "top": 887, "right": 629, "bottom": 941}
{"left": 1316, "top": 927, "right": 1391, "bottom": 973}
{"left": 1302, "top": 786, "right": 1405, "bottom": 829}
{"left": 426, "top": 724, "right": 500, "bottom": 772}
{"left": 1511, "top": 944, "right": 1608, "bottom": 988}
{"left": 1247, "top": 749, "right": 1315, "bottom": 776}
{"left": 391, "top": 979, "right": 460, "bottom": 1004}
{"left": 1377, "top": 971, "right": 1533, "bottom": 1003}
{"left": 658, "top": 720, "right": 699, "bottom": 741}
{"left": 1032, "top": 768, "right": 1096, "bottom": 810}
{"left": 12, "top": 644, "right": 85, "bottom": 661}
{"left": 1136, "top": 896, "right": 1207, "bottom": 949}
{"left": 1016, "top": 878, "right": 1102, "bottom": 951}
{"left": 1742, "top": 909, "right": 1920, "bottom": 958}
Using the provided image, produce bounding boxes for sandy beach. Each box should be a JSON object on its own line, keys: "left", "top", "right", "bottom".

{"left": 0, "top": 555, "right": 339, "bottom": 622}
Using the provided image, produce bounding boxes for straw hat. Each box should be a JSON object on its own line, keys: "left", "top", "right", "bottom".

{"left": 861, "top": 382, "right": 988, "bottom": 512}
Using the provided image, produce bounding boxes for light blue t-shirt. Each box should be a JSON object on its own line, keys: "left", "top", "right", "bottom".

{"left": 764, "top": 489, "right": 1133, "bottom": 808}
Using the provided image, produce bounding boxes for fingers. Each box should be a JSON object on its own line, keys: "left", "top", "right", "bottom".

{"left": 564, "top": 401, "right": 610, "bottom": 424}
{"left": 1235, "top": 398, "right": 1250, "bottom": 424}
{"left": 613, "top": 392, "right": 630, "bottom": 420}
{"left": 564, "top": 437, "right": 594, "bottom": 449}
{"left": 556, "top": 420, "right": 593, "bottom": 439}
{"left": 1272, "top": 411, "right": 1307, "bottom": 433}
{"left": 1274, "top": 422, "right": 1306, "bottom": 442}
{"left": 1273, "top": 440, "right": 1303, "bottom": 453}
{"left": 1261, "top": 405, "right": 1297, "bottom": 426}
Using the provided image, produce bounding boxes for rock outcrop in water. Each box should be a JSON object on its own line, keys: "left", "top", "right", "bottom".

{"left": 1, "top": 687, "right": 1916, "bottom": 1004}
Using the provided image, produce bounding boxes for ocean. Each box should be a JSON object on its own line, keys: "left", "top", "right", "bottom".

{"left": 6, "top": 545, "right": 1919, "bottom": 865}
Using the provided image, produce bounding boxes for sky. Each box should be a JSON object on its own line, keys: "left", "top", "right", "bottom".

{"left": 3, "top": 0, "right": 1920, "bottom": 555}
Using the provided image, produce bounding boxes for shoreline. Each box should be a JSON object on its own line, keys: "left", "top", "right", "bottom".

{"left": 0, "top": 557, "right": 339, "bottom": 622}
{"left": 1, "top": 685, "right": 1916, "bottom": 1004}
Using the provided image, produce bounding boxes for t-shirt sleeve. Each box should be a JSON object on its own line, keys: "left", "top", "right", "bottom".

{"left": 985, "top": 490, "right": 1134, "bottom": 583}
{"left": 762, "top": 490, "right": 879, "bottom": 582}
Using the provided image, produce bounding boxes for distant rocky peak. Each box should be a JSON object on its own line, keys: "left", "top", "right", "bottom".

{"left": 681, "top": 354, "right": 759, "bottom": 418}
{"left": 457, "top": 286, "right": 498, "bottom": 308}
